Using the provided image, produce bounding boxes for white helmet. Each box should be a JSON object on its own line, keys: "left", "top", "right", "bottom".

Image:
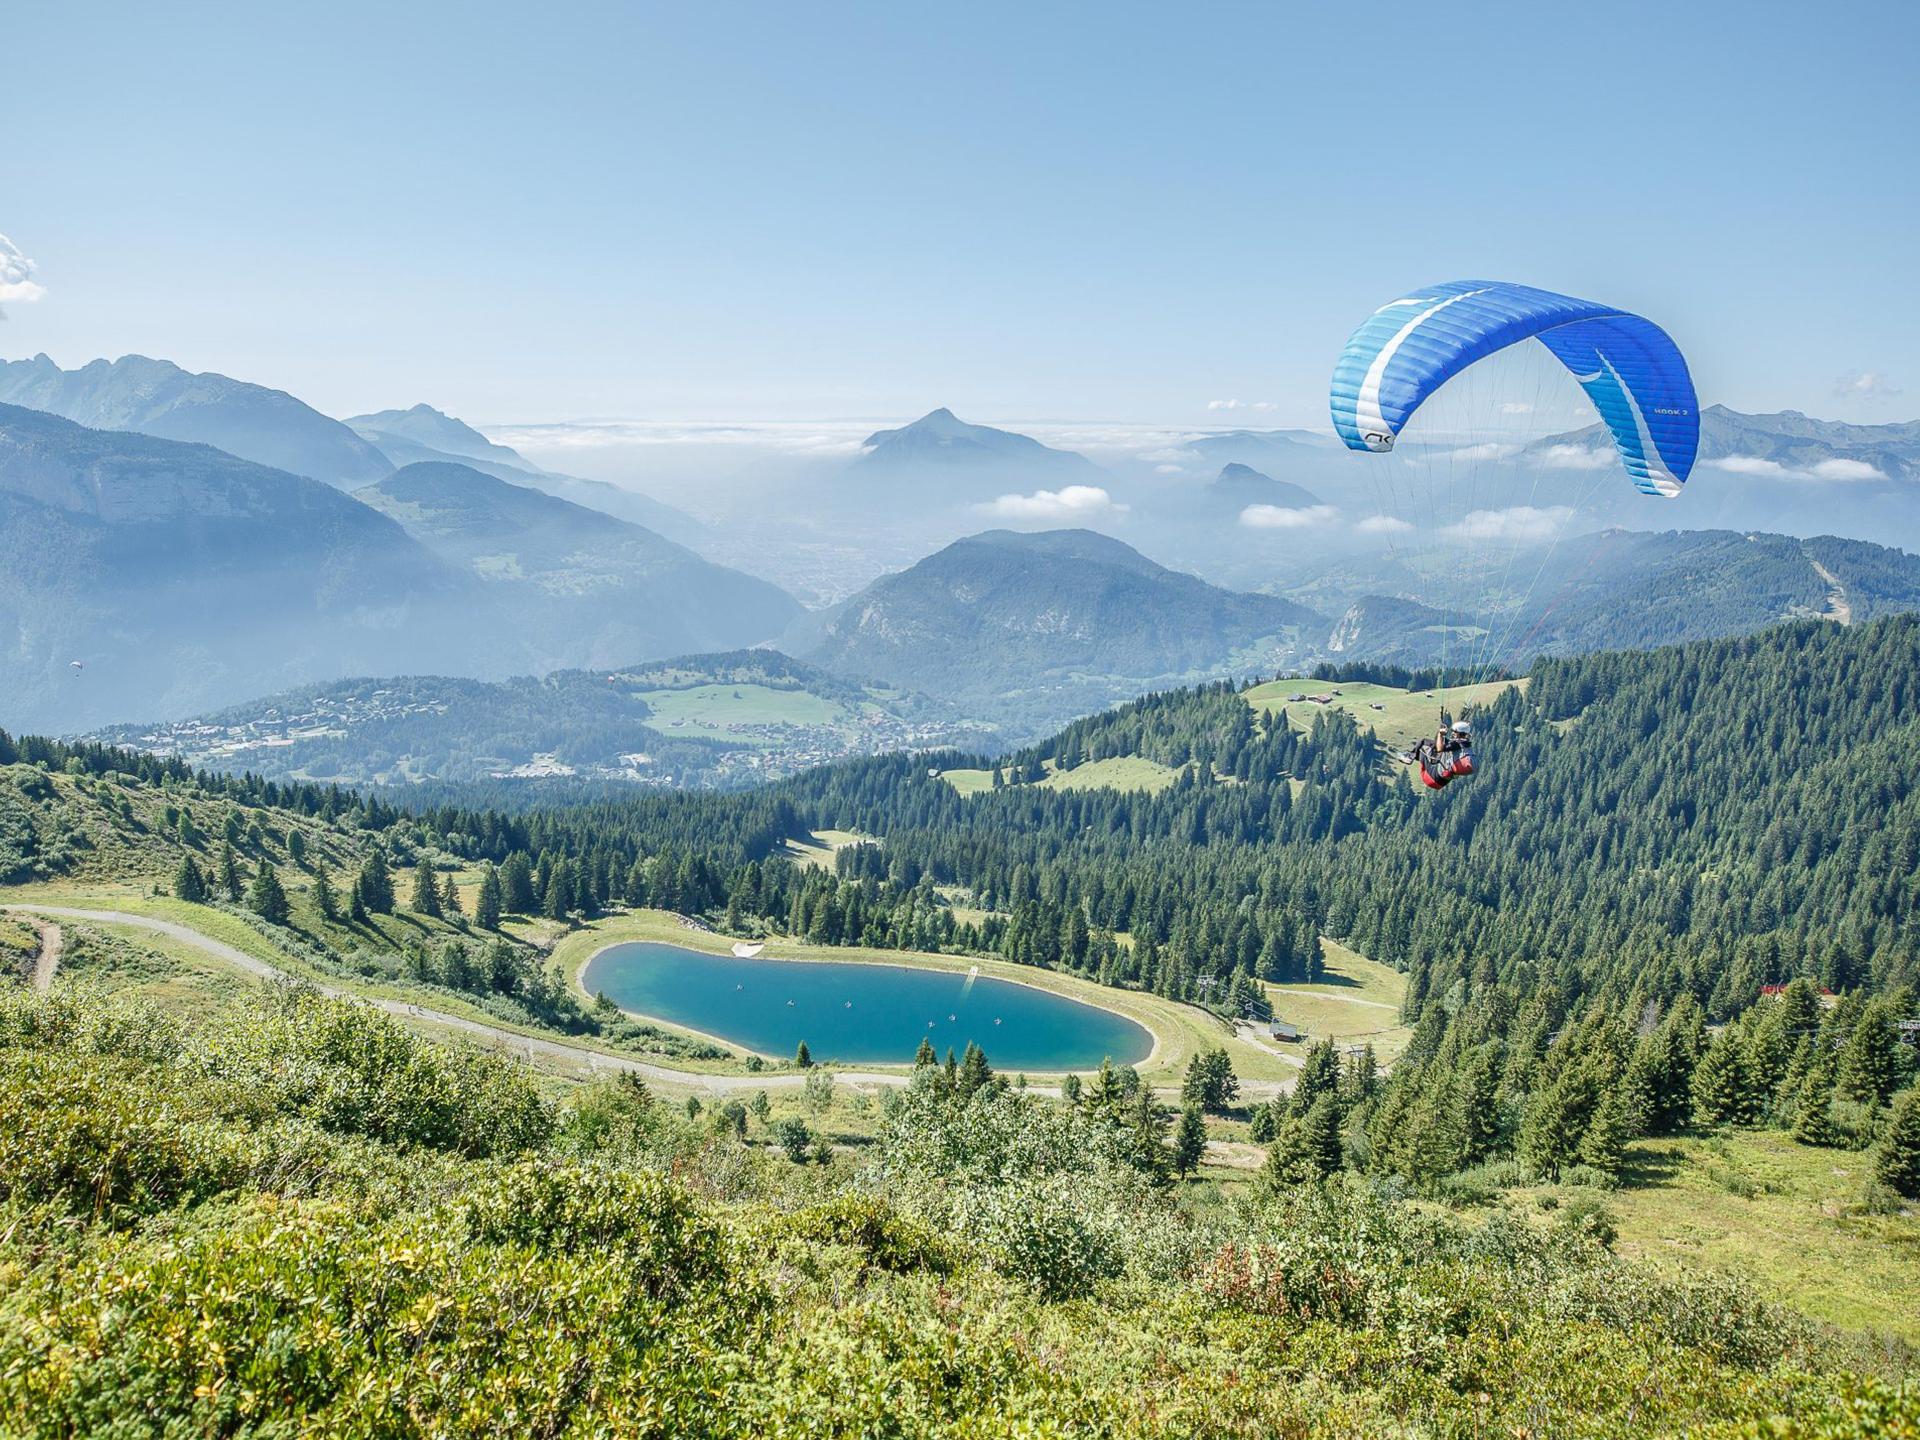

{"left": 1451, "top": 719, "right": 1472, "bottom": 735}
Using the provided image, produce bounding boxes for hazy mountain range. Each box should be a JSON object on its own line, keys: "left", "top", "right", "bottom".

{"left": 0, "top": 408, "right": 797, "bottom": 731}
{"left": 0, "top": 402, "right": 470, "bottom": 731}
{"left": 0, "top": 353, "right": 392, "bottom": 488}
{"left": 354, "top": 460, "right": 797, "bottom": 667}
{"left": 346, "top": 403, "right": 705, "bottom": 543}
{"left": 5, "top": 346, "right": 1920, "bottom": 753}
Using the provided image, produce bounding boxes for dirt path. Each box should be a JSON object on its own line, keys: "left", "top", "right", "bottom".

{"left": 1809, "top": 557, "right": 1853, "bottom": 625}
{"left": 30, "top": 920, "right": 61, "bottom": 993}
{"left": 0, "top": 905, "right": 903, "bottom": 1096}
{"left": 1280, "top": 989, "right": 1400, "bottom": 1013}
{"left": 1232, "top": 1022, "right": 1306, "bottom": 1068}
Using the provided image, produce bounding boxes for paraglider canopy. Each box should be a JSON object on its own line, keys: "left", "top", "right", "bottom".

{"left": 1329, "top": 280, "right": 1699, "bottom": 497}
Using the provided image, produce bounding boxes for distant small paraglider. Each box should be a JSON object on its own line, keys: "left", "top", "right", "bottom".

{"left": 68, "top": 660, "right": 84, "bottom": 674}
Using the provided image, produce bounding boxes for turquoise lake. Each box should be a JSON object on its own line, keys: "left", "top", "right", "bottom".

{"left": 582, "top": 942, "right": 1154, "bottom": 1070}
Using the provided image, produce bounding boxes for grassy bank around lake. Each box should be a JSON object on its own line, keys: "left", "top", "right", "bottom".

{"left": 552, "top": 908, "right": 1297, "bottom": 1089}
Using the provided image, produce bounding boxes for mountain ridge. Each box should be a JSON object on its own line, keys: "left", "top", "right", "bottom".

{"left": 0, "top": 353, "right": 393, "bottom": 488}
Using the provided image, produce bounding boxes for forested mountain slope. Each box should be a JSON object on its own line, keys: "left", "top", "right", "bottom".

{"left": 0, "top": 403, "right": 480, "bottom": 732}
{"left": 789, "top": 528, "right": 1324, "bottom": 737}
{"left": 759, "top": 615, "right": 1920, "bottom": 1016}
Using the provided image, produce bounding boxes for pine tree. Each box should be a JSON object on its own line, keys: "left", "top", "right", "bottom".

{"left": 1790, "top": 1071, "right": 1838, "bottom": 1147}
{"left": 794, "top": 1040, "right": 812, "bottom": 1069}
{"left": 1173, "top": 1102, "right": 1208, "bottom": 1177}
{"left": 543, "top": 861, "right": 572, "bottom": 922}
{"left": 500, "top": 853, "right": 537, "bottom": 914}
{"left": 246, "top": 863, "right": 290, "bottom": 925}
{"left": 1300, "top": 1094, "right": 1343, "bottom": 1178}
{"left": 218, "top": 842, "right": 245, "bottom": 902}
{"left": 441, "top": 873, "right": 463, "bottom": 920}
{"left": 958, "top": 1041, "right": 993, "bottom": 1097}
{"left": 312, "top": 862, "right": 337, "bottom": 922}
{"left": 1262, "top": 1100, "right": 1338, "bottom": 1187}
{"left": 1248, "top": 1100, "right": 1279, "bottom": 1143}
{"left": 412, "top": 859, "right": 443, "bottom": 918}
{"left": 1837, "top": 1001, "right": 1901, "bottom": 1106}
{"left": 1182, "top": 1048, "right": 1240, "bottom": 1113}
{"left": 357, "top": 853, "right": 393, "bottom": 914}
{"left": 1691, "top": 1033, "right": 1753, "bottom": 1127}
{"left": 1576, "top": 1088, "right": 1631, "bottom": 1177}
{"left": 914, "top": 1036, "right": 937, "bottom": 1067}
{"left": 475, "top": 865, "right": 504, "bottom": 930}
{"left": 171, "top": 855, "right": 207, "bottom": 903}
{"left": 1875, "top": 1088, "right": 1920, "bottom": 1198}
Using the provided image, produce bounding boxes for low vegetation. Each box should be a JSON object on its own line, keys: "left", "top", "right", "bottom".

{"left": 2, "top": 979, "right": 1913, "bottom": 1437}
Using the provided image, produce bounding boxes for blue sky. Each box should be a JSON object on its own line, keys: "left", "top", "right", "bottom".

{"left": 3, "top": 1, "right": 1914, "bottom": 428}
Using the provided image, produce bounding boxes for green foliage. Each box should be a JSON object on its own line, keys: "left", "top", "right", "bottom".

{"left": 245, "top": 861, "right": 289, "bottom": 925}
{"left": 773, "top": 1115, "right": 813, "bottom": 1163}
{"left": 1877, "top": 1087, "right": 1920, "bottom": 1198}
{"left": 1181, "top": 1046, "right": 1239, "bottom": 1113}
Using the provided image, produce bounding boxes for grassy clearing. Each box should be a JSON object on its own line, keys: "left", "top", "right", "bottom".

{"left": 1243, "top": 677, "right": 1526, "bottom": 752}
{"left": 776, "top": 829, "right": 873, "bottom": 870}
{"left": 1510, "top": 1131, "right": 1920, "bottom": 1348}
{"left": 549, "top": 909, "right": 1297, "bottom": 1089}
{"left": 636, "top": 683, "right": 850, "bottom": 743}
{"left": 940, "top": 755, "right": 1182, "bottom": 797}
{"left": 1264, "top": 938, "right": 1412, "bottom": 1061}
{"left": 43, "top": 919, "right": 260, "bottom": 1022}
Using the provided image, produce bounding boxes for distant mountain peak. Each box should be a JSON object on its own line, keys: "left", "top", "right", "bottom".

{"left": 857, "top": 408, "right": 1100, "bottom": 478}
{"left": 1206, "top": 461, "right": 1323, "bottom": 510}
{"left": 0, "top": 352, "right": 393, "bottom": 488}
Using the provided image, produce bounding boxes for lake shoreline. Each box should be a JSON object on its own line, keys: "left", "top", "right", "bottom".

{"left": 577, "top": 935, "right": 1160, "bottom": 1073}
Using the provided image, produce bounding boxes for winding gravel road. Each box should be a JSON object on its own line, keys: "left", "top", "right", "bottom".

{"left": 1, "top": 905, "right": 903, "bottom": 1095}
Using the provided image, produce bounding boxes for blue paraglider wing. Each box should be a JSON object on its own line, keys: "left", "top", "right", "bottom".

{"left": 1328, "top": 280, "right": 1698, "bottom": 497}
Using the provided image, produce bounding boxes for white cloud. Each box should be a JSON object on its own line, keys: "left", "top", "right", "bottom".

{"left": 1535, "top": 443, "right": 1617, "bottom": 471}
{"left": 0, "top": 233, "right": 45, "bottom": 317}
{"left": 1240, "top": 503, "right": 1339, "bottom": 530}
{"left": 1154, "top": 463, "right": 1184, "bottom": 475}
{"left": 487, "top": 419, "right": 870, "bottom": 456}
{"left": 1207, "top": 399, "right": 1278, "bottom": 413}
{"left": 1707, "top": 454, "right": 1885, "bottom": 483}
{"left": 1835, "top": 370, "right": 1900, "bottom": 401}
{"left": 1811, "top": 458, "right": 1886, "bottom": 481}
{"left": 1444, "top": 505, "right": 1574, "bottom": 542}
{"left": 1445, "top": 442, "right": 1522, "bottom": 463}
{"left": 983, "top": 484, "right": 1128, "bottom": 522}
{"left": 1356, "top": 514, "right": 1414, "bottom": 535}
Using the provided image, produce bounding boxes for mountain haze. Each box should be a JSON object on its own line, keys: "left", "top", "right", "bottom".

{"left": 356, "top": 461, "right": 799, "bottom": 665}
{"left": 0, "top": 354, "right": 393, "bottom": 488}
{"left": 0, "top": 403, "right": 476, "bottom": 731}
{"left": 348, "top": 402, "right": 706, "bottom": 541}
